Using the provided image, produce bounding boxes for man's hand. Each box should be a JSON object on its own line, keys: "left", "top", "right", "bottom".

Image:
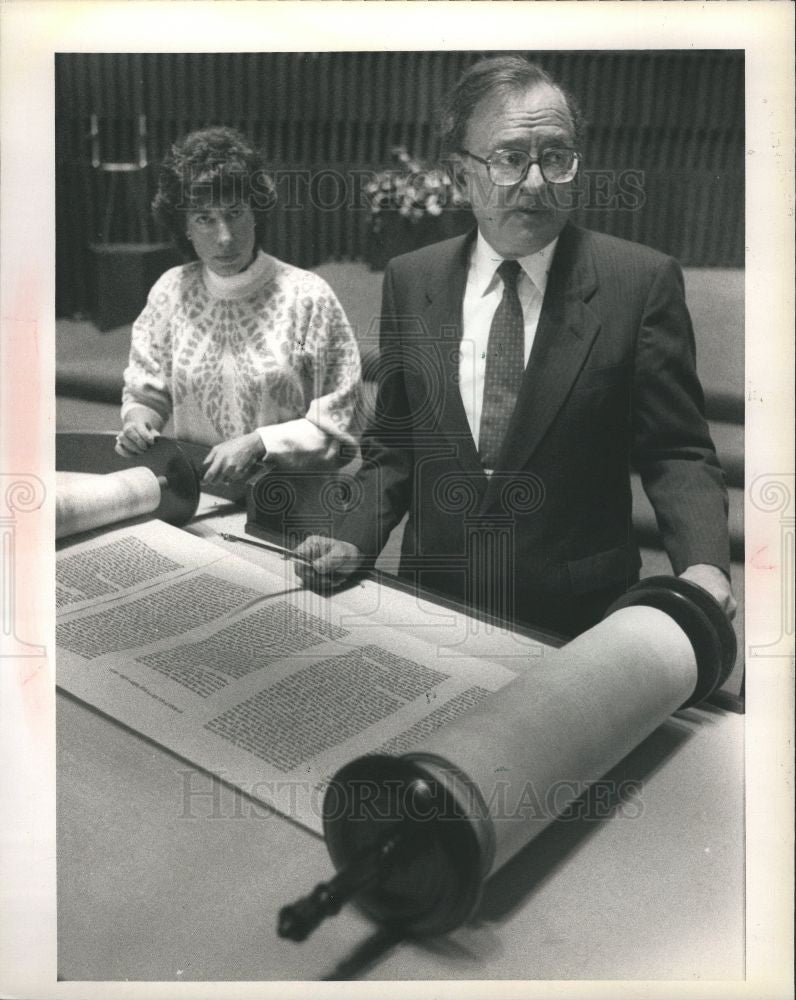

{"left": 293, "top": 535, "right": 364, "bottom": 591}
{"left": 202, "top": 432, "right": 265, "bottom": 485}
{"left": 115, "top": 408, "right": 161, "bottom": 457}
{"left": 679, "top": 564, "right": 737, "bottom": 620}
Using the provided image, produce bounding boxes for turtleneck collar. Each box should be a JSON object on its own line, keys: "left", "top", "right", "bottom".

{"left": 202, "top": 249, "right": 277, "bottom": 300}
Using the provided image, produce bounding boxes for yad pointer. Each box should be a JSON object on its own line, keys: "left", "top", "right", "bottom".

{"left": 219, "top": 532, "right": 314, "bottom": 566}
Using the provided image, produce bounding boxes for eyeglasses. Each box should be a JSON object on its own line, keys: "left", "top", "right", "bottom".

{"left": 460, "top": 147, "right": 580, "bottom": 186}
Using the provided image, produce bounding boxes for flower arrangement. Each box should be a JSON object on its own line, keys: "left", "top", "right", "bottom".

{"left": 365, "top": 146, "right": 466, "bottom": 226}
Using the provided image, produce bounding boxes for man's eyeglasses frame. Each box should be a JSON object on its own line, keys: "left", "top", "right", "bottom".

{"left": 459, "top": 147, "right": 581, "bottom": 186}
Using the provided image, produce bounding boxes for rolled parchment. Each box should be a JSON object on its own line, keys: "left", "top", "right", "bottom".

{"left": 55, "top": 468, "right": 163, "bottom": 539}
{"left": 284, "top": 578, "right": 735, "bottom": 940}
{"left": 403, "top": 604, "right": 697, "bottom": 875}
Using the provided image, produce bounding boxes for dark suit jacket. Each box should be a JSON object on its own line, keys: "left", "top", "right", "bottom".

{"left": 336, "top": 222, "right": 730, "bottom": 637}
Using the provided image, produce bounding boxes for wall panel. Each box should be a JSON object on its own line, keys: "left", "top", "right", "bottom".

{"left": 56, "top": 50, "right": 744, "bottom": 317}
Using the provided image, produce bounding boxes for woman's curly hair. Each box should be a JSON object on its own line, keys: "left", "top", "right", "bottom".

{"left": 152, "top": 126, "right": 275, "bottom": 258}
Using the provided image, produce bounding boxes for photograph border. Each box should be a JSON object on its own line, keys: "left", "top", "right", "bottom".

{"left": 1, "top": 3, "right": 793, "bottom": 998}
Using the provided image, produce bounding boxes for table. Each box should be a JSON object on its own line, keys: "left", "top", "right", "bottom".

{"left": 56, "top": 503, "right": 745, "bottom": 983}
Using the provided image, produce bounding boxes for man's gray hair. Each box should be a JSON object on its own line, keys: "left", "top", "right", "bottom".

{"left": 439, "top": 55, "right": 585, "bottom": 155}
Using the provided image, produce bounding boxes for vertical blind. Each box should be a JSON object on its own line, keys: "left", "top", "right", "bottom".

{"left": 56, "top": 50, "right": 744, "bottom": 317}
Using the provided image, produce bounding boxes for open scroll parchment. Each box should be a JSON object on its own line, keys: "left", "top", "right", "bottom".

{"left": 56, "top": 519, "right": 547, "bottom": 834}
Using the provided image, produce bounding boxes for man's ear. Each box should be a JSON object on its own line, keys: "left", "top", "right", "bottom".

{"left": 445, "top": 152, "right": 469, "bottom": 204}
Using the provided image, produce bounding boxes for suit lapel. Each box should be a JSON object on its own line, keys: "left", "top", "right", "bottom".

{"left": 488, "top": 223, "right": 601, "bottom": 488}
{"left": 418, "top": 231, "right": 484, "bottom": 476}
{"left": 414, "top": 224, "right": 601, "bottom": 496}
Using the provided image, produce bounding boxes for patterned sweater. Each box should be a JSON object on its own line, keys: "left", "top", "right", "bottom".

{"left": 121, "top": 250, "right": 361, "bottom": 464}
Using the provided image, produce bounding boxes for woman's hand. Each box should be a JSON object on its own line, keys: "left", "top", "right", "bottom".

{"left": 202, "top": 432, "right": 266, "bottom": 485}
{"left": 115, "top": 408, "right": 162, "bottom": 457}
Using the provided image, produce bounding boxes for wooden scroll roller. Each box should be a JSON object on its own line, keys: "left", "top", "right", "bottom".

{"left": 55, "top": 434, "right": 200, "bottom": 539}
{"left": 278, "top": 576, "right": 737, "bottom": 942}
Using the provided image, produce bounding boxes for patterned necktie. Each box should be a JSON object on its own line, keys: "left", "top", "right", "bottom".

{"left": 478, "top": 259, "right": 525, "bottom": 469}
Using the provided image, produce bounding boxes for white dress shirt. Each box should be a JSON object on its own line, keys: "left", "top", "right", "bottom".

{"left": 459, "top": 231, "right": 559, "bottom": 449}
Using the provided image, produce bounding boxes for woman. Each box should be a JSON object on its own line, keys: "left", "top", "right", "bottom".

{"left": 115, "top": 126, "right": 361, "bottom": 485}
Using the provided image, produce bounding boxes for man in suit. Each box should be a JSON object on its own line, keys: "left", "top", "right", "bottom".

{"left": 295, "top": 56, "right": 735, "bottom": 637}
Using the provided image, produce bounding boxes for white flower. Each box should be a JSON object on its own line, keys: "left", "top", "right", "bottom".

{"left": 367, "top": 148, "right": 467, "bottom": 222}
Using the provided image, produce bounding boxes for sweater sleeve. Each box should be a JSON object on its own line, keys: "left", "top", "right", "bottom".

{"left": 257, "top": 278, "right": 361, "bottom": 466}
{"left": 121, "top": 270, "right": 175, "bottom": 425}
